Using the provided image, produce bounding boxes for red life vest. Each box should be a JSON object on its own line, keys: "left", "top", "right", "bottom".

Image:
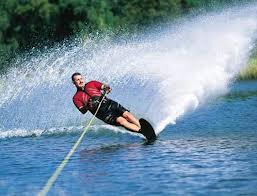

{"left": 73, "top": 80, "right": 103, "bottom": 113}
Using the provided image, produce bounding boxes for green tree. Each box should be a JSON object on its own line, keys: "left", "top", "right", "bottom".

{"left": 0, "top": 0, "right": 248, "bottom": 71}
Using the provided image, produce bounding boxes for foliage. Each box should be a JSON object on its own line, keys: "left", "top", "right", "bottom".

{"left": 0, "top": 0, "right": 248, "bottom": 71}
{"left": 238, "top": 56, "right": 257, "bottom": 80}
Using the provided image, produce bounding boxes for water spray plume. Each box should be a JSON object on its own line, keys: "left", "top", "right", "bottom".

{"left": 0, "top": 4, "right": 257, "bottom": 137}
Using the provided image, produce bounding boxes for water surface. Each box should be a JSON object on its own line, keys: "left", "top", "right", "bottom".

{"left": 1, "top": 80, "right": 257, "bottom": 195}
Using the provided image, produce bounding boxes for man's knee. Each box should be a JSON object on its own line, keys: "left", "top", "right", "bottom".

{"left": 122, "top": 111, "right": 131, "bottom": 119}
{"left": 116, "top": 116, "right": 127, "bottom": 126}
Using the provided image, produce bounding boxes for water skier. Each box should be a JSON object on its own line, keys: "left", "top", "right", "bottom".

{"left": 72, "top": 72, "right": 142, "bottom": 133}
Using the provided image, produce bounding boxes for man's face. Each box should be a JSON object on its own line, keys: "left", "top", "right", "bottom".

{"left": 73, "top": 75, "right": 85, "bottom": 88}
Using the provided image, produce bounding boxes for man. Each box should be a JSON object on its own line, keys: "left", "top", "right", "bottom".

{"left": 72, "top": 72, "right": 141, "bottom": 133}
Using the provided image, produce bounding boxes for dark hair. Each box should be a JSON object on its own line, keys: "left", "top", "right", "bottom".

{"left": 71, "top": 72, "right": 82, "bottom": 82}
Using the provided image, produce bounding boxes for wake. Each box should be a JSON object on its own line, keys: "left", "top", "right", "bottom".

{"left": 0, "top": 125, "right": 142, "bottom": 139}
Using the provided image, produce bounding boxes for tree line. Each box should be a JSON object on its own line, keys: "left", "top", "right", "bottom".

{"left": 0, "top": 0, "right": 244, "bottom": 70}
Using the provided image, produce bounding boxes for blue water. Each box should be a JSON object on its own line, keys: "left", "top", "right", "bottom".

{"left": 0, "top": 80, "right": 257, "bottom": 195}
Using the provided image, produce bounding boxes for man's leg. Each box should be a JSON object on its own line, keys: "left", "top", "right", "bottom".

{"left": 122, "top": 111, "right": 141, "bottom": 127}
{"left": 116, "top": 116, "right": 140, "bottom": 132}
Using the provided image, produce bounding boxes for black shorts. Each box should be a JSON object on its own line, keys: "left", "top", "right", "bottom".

{"left": 93, "top": 98, "right": 129, "bottom": 126}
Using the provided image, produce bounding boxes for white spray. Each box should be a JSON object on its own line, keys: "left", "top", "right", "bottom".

{"left": 0, "top": 4, "right": 257, "bottom": 137}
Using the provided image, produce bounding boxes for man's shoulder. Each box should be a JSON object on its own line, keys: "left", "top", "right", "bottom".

{"left": 86, "top": 80, "right": 102, "bottom": 87}
{"left": 87, "top": 80, "right": 102, "bottom": 84}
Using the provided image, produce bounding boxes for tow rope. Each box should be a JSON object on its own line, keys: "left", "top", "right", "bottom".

{"left": 38, "top": 92, "right": 108, "bottom": 196}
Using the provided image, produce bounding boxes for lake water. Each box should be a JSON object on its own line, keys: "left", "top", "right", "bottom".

{"left": 1, "top": 4, "right": 257, "bottom": 195}
{"left": 1, "top": 80, "right": 257, "bottom": 195}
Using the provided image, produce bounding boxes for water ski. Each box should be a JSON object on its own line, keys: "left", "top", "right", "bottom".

{"left": 139, "top": 118, "right": 157, "bottom": 142}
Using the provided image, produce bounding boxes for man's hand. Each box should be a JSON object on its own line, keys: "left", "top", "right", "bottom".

{"left": 87, "top": 100, "right": 94, "bottom": 109}
{"left": 102, "top": 84, "right": 112, "bottom": 94}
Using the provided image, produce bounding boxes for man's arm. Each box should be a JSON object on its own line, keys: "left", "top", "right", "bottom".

{"left": 73, "top": 98, "right": 88, "bottom": 114}
{"left": 78, "top": 105, "right": 89, "bottom": 114}
{"left": 91, "top": 80, "right": 112, "bottom": 94}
